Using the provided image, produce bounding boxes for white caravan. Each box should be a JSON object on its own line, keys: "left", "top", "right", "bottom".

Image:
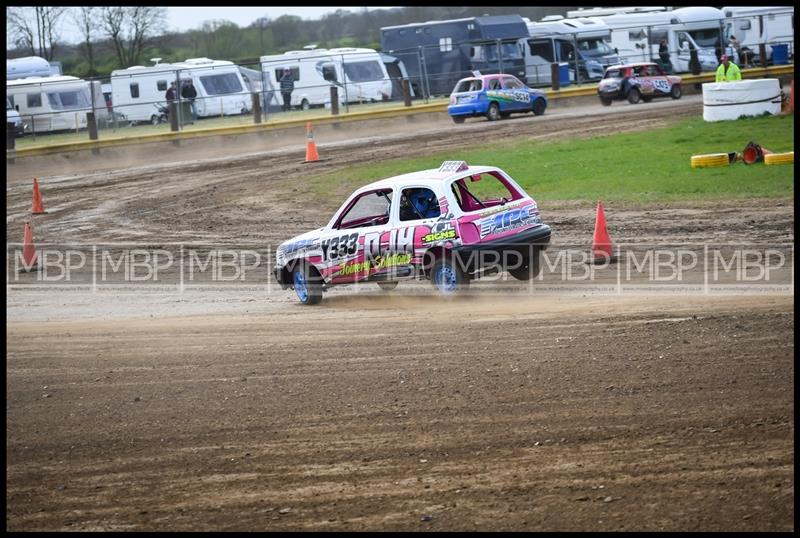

{"left": 110, "top": 58, "right": 252, "bottom": 124}
{"left": 523, "top": 17, "right": 622, "bottom": 85}
{"left": 722, "top": 6, "right": 795, "bottom": 64}
{"left": 260, "top": 47, "right": 392, "bottom": 110}
{"left": 6, "top": 75, "right": 105, "bottom": 134}
{"left": 589, "top": 7, "right": 727, "bottom": 73}
{"left": 7, "top": 56, "right": 55, "bottom": 80}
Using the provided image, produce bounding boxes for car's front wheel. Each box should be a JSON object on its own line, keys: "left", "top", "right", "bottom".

{"left": 671, "top": 84, "right": 682, "bottom": 100}
{"left": 292, "top": 263, "right": 323, "bottom": 305}
{"left": 627, "top": 88, "right": 641, "bottom": 104}
{"left": 452, "top": 115, "right": 465, "bottom": 124}
{"left": 377, "top": 281, "right": 398, "bottom": 291}
{"left": 600, "top": 97, "right": 612, "bottom": 107}
{"left": 532, "top": 97, "right": 547, "bottom": 116}
{"left": 486, "top": 102, "right": 501, "bottom": 121}
{"left": 431, "top": 256, "right": 469, "bottom": 295}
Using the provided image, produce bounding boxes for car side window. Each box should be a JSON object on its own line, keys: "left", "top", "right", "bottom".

{"left": 488, "top": 79, "right": 501, "bottom": 90}
{"left": 336, "top": 189, "right": 393, "bottom": 229}
{"left": 502, "top": 78, "right": 522, "bottom": 90}
{"left": 399, "top": 188, "right": 441, "bottom": 221}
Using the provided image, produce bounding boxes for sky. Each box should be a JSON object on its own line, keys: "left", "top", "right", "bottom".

{"left": 52, "top": 7, "right": 397, "bottom": 45}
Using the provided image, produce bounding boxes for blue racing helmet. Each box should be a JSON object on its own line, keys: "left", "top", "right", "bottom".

{"left": 408, "top": 189, "right": 439, "bottom": 218}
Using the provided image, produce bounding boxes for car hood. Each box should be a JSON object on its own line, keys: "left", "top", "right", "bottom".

{"left": 279, "top": 227, "right": 325, "bottom": 249}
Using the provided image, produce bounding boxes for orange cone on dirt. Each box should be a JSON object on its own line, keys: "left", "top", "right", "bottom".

{"left": 591, "top": 200, "right": 616, "bottom": 263}
{"left": 32, "top": 177, "right": 47, "bottom": 214}
{"left": 20, "top": 221, "right": 38, "bottom": 270}
{"left": 304, "top": 121, "right": 320, "bottom": 163}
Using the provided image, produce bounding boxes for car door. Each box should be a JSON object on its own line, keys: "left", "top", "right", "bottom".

{"left": 501, "top": 76, "right": 530, "bottom": 111}
{"left": 649, "top": 63, "right": 672, "bottom": 96}
{"left": 321, "top": 188, "right": 395, "bottom": 285}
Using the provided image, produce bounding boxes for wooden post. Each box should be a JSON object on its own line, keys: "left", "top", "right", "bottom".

{"left": 252, "top": 92, "right": 262, "bottom": 124}
{"left": 551, "top": 63, "right": 560, "bottom": 91}
{"left": 402, "top": 79, "right": 412, "bottom": 107}
{"left": 7, "top": 123, "right": 15, "bottom": 150}
{"left": 87, "top": 112, "right": 98, "bottom": 140}
{"left": 330, "top": 86, "right": 339, "bottom": 115}
{"left": 169, "top": 101, "right": 179, "bottom": 132}
{"left": 759, "top": 43, "right": 768, "bottom": 68}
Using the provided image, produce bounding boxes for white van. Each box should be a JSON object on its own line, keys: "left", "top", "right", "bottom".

{"left": 6, "top": 96, "right": 25, "bottom": 136}
{"left": 260, "top": 47, "right": 392, "bottom": 110}
{"left": 110, "top": 58, "right": 252, "bottom": 124}
{"left": 6, "top": 75, "right": 104, "bottom": 134}
{"left": 722, "top": 6, "right": 795, "bottom": 65}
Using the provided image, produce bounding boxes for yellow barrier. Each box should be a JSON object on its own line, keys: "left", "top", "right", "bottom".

{"left": 9, "top": 64, "right": 794, "bottom": 159}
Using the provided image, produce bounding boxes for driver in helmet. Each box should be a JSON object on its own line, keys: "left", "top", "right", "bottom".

{"left": 400, "top": 188, "right": 440, "bottom": 220}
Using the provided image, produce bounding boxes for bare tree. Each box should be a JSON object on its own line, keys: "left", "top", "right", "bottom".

{"left": 72, "top": 6, "right": 99, "bottom": 76}
{"left": 100, "top": 6, "right": 166, "bottom": 67}
{"left": 7, "top": 6, "right": 65, "bottom": 59}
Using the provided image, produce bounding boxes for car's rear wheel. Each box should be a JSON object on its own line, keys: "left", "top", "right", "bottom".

{"left": 671, "top": 84, "right": 682, "bottom": 100}
{"left": 486, "top": 102, "right": 501, "bottom": 121}
{"left": 431, "top": 256, "right": 469, "bottom": 295}
{"left": 507, "top": 249, "right": 542, "bottom": 280}
{"left": 600, "top": 97, "right": 612, "bottom": 106}
{"left": 377, "top": 281, "right": 398, "bottom": 291}
{"left": 292, "top": 263, "right": 323, "bottom": 305}
{"left": 452, "top": 116, "right": 465, "bottom": 124}
{"left": 532, "top": 97, "right": 546, "bottom": 115}
{"left": 301, "top": 99, "right": 310, "bottom": 111}
{"left": 627, "top": 88, "right": 641, "bottom": 104}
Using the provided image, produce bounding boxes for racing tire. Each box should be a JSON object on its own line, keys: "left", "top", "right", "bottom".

{"left": 486, "top": 102, "right": 501, "bottom": 121}
{"left": 641, "top": 96, "right": 653, "bottom": 103}
{"left": 431, "top": 256, "right": 469, "bottom": 295}
{"left": 671, "top": 85, "right": 682, "bottom": 100}
{"left": 500, "top": 111, "right": 511, "bottom": 118}
{"left": 452, "top": 116, "right": 465, "bottom": 124}
{"left": 300, "top": 99, "right": 310, "bottom": 111}
{"left": 764, "top": 151, "right": 794, "bottom": 165}
{"left": 150, "top": 114, "right": 161, "bottom": 125}
{"left": 532, "top": 98, "right": 546, "bottom": 116}
{"left": 627, "top": 88, "right": 641, "bottom": 104}
{"left": 377, "top": 281, "right": 399, "bottom": 291}
{"left": 507, "top": 249, "right": 542, "bottom": 281}
{"left": 291, "top": 263, "right": 323, "bottom": 305}
{"left": 600, "top": 98, "right": 612, "bottom": 107}
{"left": 690, "top": 153, "right": 731, "bottom": 168}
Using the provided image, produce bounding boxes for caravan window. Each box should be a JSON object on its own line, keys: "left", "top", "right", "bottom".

{"left": 317, "top": 62, "right": 338, "bottom": 82}
{"left": 130, "top": 83, "right": 140, "bottom": 98}
{"left": 274, "top": 67, "right": 300, "bottom": 82}
{"left": 688, "top": 29, "right": 720, "bottom": 48}
{"left": 343, "top": 61, "right": 384, "bottom": 82}
{"left": 529, "top": 40, "right": 554, "bottom": 63}
{"left": 485, "top": 42, "right": 523, "bottom": 61}
{"left": 439, "top": 37, "right": 453, "bottom": 52}
{"left": 199, "top": 73, "right": 243, "bottom": 95}
{"left": 27, "top": 93, "right": 42, "bottom": 108}
{"left": 157, "top": 80, "right": 168, "bottom": 91}
{"left": 47, "top": 89, "right": 90, "bottom": 110}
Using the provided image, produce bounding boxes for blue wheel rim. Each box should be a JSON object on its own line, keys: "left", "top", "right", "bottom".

{"left": 434, "top": 265, "right": 457, "bottom": 294}
{"left": 293, "top": 270, "right": 309, "bottom": 302}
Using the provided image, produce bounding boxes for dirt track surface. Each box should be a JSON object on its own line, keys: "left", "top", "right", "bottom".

{"left": 6, "top": 95, "right": 794, "bottom": 531}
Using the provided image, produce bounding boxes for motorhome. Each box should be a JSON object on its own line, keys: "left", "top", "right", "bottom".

{"left": 722, "top": 6, "right": 795, "bottom": 64}
{"left": 6, "top": 96, "right": 25, "bottom": 136}
{"left": 523, "top": 16, "right": 622, "bottom": 85}
{"left": 380, "top": 15, "right": 529, "bottom": 97}
{"left": 6, "top": 75, "right": 104, "bottom": 134}
{"left": 110, "top": 58, "right": 252, "bottom": 124}
{"left": 587, "top": 7, "right": 727, "bottom": 74}
{"left": 260, "top": 47, "right": 392, "bottom": 110}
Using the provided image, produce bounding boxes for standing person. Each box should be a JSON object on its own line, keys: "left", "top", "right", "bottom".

{"left": 181, "top": 79, "right": 198, "bottom": 121}
{"left": 658, "top": 39, "right": 671, "bottom": 72}
{"left": 729, "top": 35, "right": 750, "bottom": 68}
{"left": 164, "top": 82, "right": 177, "bottom": 122}
{"left": 279, "top": 68, "right": 294, "bottom": 112}
{"left": 715, "top": 54, "right": 742, "bottom": 83}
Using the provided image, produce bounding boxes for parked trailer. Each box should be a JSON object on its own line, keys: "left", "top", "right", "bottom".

{"left": 260, "top": 47, "right": 392, "bottom": 110}
{"left": 380, "top": 15, "right": 530, "bottom": 98}
{"left": 585, "top": 7, "right": 727, "bottom": 74}
{"left": 722, "top": 6, "right": 795, "bottom": 65}
{"left": 523, "top": 16, "right": 623, "bottom": 85}
{"left": 110, "top": 58, "right": 252, "bottom": 124}
{"left": 6, "top": 75, "right": 105, "bottom": 134}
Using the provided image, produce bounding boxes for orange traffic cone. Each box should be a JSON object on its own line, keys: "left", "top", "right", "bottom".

{"left": 304, "top": 121, "right": 320, "bottom": 163}
{"left": 32, "top": 177, "right": 47, "bottom": 214}
{"left": 20, "top": 221, "right": 38, "bottom": 271}
{"left": 591, "top": 201, "right": 616, "bottom": 264}
{"left": 742, "top": 141, "right": 773, "bottom": 165}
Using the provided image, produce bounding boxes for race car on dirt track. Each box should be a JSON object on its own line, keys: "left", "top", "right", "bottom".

{"left": 274, "top": 161, "right": 552, "bottom": 304}
{"left": 448, "top": 74, "right": 548, "bottom": 123}
{"left": 597, "top": 62, "right": 683, "bottom": 105}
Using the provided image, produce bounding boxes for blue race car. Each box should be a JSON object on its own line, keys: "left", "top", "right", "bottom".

{"left": 447, "top": 74, "right": 548, "bottom": 124}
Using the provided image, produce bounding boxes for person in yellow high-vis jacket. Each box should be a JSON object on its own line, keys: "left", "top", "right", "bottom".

{"left": 715, "top": 54, "right": 742, "bottom": 82}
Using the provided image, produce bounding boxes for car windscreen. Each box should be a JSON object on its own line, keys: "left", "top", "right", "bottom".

{"left": 343, "top": 61, "right": 384, "bottom": 82}
{"left": 579, "top": 38, "right": 616, "bottom": 57}
{"left": 46, "top": 89, "right": 91, "bottom": 110}
{"left": 199, "top": 73, "right": 243, "bottom": 95}
{"left": 604, "top": 69, "right": 624, "bottom": 79}
{"left": 485, "top": 42, "right": 523, "bottom": 61}
{"left": 450, "top": 172, "right": 523, "bottom": 213}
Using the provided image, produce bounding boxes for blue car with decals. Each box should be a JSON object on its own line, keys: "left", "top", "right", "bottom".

{"left": 448, "top": 74, "right": 548, "bottom": 123}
